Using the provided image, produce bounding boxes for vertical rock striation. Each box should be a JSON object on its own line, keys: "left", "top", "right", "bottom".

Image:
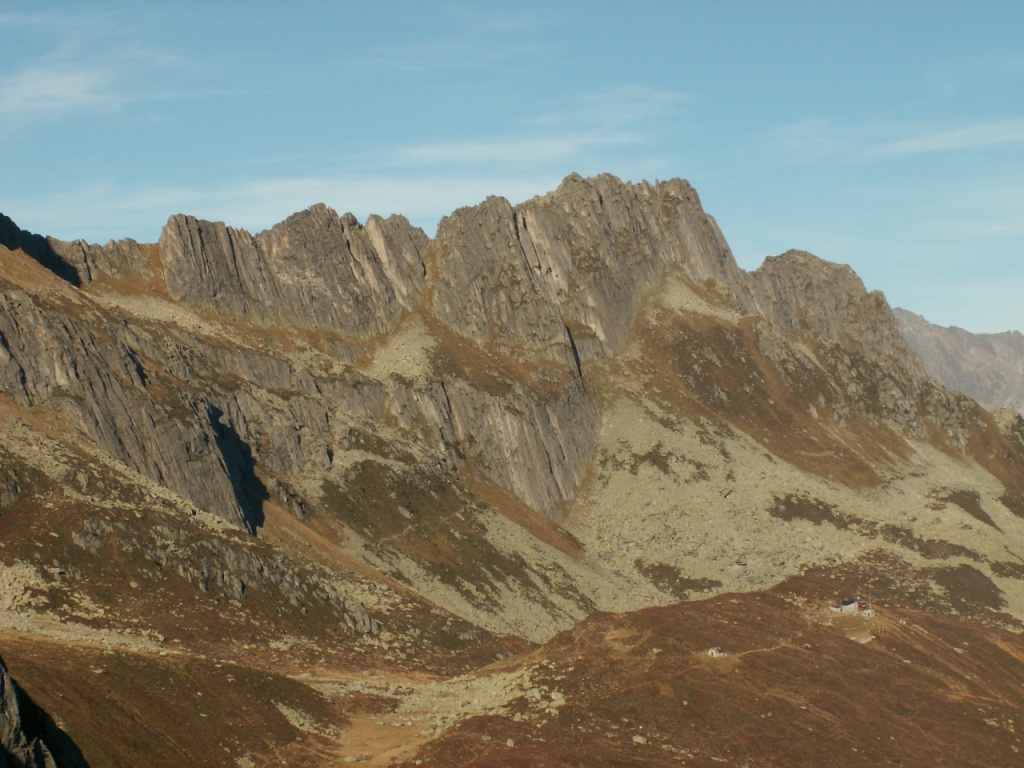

{"left": 159, "top": 205, "right": 428, "bottom": 337}
{"left": 0, "top": 274, "right": 259, "bottom": 530}
{"left": 1, "top": 172, "right": 1014, "bottom": 530}
{"left": 432, "top": 173, "right": 749, "bottom": 364}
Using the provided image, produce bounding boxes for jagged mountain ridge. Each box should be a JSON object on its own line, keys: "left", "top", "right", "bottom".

{"left": 3, "top": 173, "right": 1024, "bottom": 766}
{"left": 895, "top": 307, "right": 1024, "bottom": 414}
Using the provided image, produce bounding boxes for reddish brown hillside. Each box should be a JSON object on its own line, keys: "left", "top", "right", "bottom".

{"left": 403, "top": 585, "right": 1024, "bottom": 767}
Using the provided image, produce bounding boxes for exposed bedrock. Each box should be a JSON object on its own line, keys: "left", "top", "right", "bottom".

{"left": 0, "top": 284, "right": 257, "bottom": 530}
{"left": 1, "top": 172, "right": 1016, "bottom": 533}
{"left": 432, "top": 173, "right": 749, "bottom": 363}
{"left": 159, "top": 205, "right": 428, "bottom": 337}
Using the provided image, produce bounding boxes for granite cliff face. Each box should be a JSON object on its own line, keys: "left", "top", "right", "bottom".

{"left": 3, "top": 174, "right": 1024, "bottom": 766}
{"left": 0, "top": 271, "right": 262, "bottom": 531}
{"left": 895, "top": 307, "right": 1024, "bottom": 414}
{"left": 160, "top": 205, "right": 427, "bottom": 337}
{"left": 750, "top": 250, "right": 925, "bottom": 377}
{"left": 432, "top": 174, "right": 746, "bottom": 363}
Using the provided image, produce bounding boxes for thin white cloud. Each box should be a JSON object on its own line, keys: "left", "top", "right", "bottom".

{"left": 928, "top": 180, "right": 1024, "bottom": 239}
{"left": 353, "top": 3, "right": 551, "bottom": 73}
{"left": 353, "top": 27, "right": 548, "bottom": 73}
{"left": 3, "top": 172, "right": 568, "bottom": 244}
{"left": 388, "top": 132, "right": 639, "bottom": 168}
{"left": 774, "top": 117, "right": 1024, "bottom": 162}
{"left": 441, "top": 2, "right": 541, "bottom": 34}
{"left": 4, "top": 75, "right": 689, "bottom": 241}
{"left": 0, "top": 64, "right": 121, "bottom": 117}
{"left": 0, "top": 11, "right": 90, "bottom": 31}
{"left": 527, "top": 84, "right": 691, "bottom": 129}
{"left": 386, "top": 84, "right": 686, "bottom": 170}
{"left": 771, "top": 117, "right": 862, "bottom": 162}
{"left": 0, "top": 11, "right": 196, "bottom": 129}
{"left": 221, "top": 174, "right": 566, "bottom": 230}
{"left": 868, "top": 119, "right": 1024, "bottom": 157}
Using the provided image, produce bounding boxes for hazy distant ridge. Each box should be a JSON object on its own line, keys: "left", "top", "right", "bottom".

{"left": 895, "top": 307, "right": 1024, "bottom": 414}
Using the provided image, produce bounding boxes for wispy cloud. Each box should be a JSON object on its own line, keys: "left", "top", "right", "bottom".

{"left": 441, "top": 2, "right": 542, "bottom": 34}
{"left": 387, "top": 132, "right": 638, "bottom": 168}
{"left": 771, "top": 117, "right": 863, "bottom": 162}
{"left": 527, "top": 84, "right": 690, "bottom": 129}
{"left": 353, "top": 39, "right": 542, "bottom": 73}
{"left": 386, "top": 85, "right": 687, "bottom": 170}
{"left": 867, "top": 119, "right": 1024, "bottom": 157}
{"left": 927, "top": 179, "right": 1024, "bottom": 239}
{"left": 350, "top": 3, "right": 562, "bottom": 73}
{"left": 0, "top": 11, "right": 194, "bottom": 129}
{"left": 4, "top": 75, "right": 691, "bottom": 242}
{"left": 773, "top": 116, "right": 1024, "bottom": 162}
{"left": 0, "top": 64, "right": 122, "bottom": 118}
{"left": 352, "top": 9, "right": 549, "bottom": 74}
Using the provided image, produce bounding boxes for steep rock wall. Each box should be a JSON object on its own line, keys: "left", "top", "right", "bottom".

{"left": 0, "top": 269, "right": 257, "bottom": 530}
{"left": 159, "top": 205, "right": 427, "bottom": 337}
{"left": 432, "top": 173, "right": 749, "bottom": 363}
{"left": 1, "top": 173, "right": 1013, "bottom": 530}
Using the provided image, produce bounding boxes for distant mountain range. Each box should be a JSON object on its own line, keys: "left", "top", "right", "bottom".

{"left": 895, "top": 308, "right": 1024, "bottom": 414}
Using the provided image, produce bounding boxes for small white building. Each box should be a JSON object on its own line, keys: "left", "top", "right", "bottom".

{"left": 830, "top": 598, "right": 875, "bottom": 617}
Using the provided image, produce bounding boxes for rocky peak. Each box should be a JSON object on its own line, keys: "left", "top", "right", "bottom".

{"left": 749, "top": 249, "right": 925, "bottom": 377}
{"left": 432, "top": 173, "right": 749, "bottom": 365}
{"left": 0, "top": 177, "right": 953, "bottom": 528}
{"left": 159, "top": 204, "right": 428, "bottom": 338}
{"left": 432, "top": 194, "right": 572, "bottom": 362}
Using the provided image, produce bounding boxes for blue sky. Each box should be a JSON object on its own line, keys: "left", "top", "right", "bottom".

{"left": 2, "top": 1, "right": 1023, "bottom": 333}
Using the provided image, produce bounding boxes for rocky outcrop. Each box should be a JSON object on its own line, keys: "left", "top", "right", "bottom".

{"left": 432, "top": 173, "right": 749, "bottom": 363}
{"left": 444, "top": 377, "right": 597, "bottom": 515}
{"left": 433, "top": 195, "right": 573, "bottom": 362}
{"left": 895, "top": 308, "right": 1024, "bottom": 413}
{"left": 749, "top": 250, "right": 926, "bottom": 378}
{"left": 0, "top": 274, "right": 260, "bottom": 531}
{"left": 0, "top": 656, "right": 88, "bottom": 768}
{"left": 47, "top": 237, "right": 155, "bottom": 285}
{"left": 159, "top": 205, "right": 427, "bottom": 337}
{"left": 0, "top": 468, "right": 19, "bottom": 508}
{"left": 0, "top": 213, "right": 152, "bottom": 287}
